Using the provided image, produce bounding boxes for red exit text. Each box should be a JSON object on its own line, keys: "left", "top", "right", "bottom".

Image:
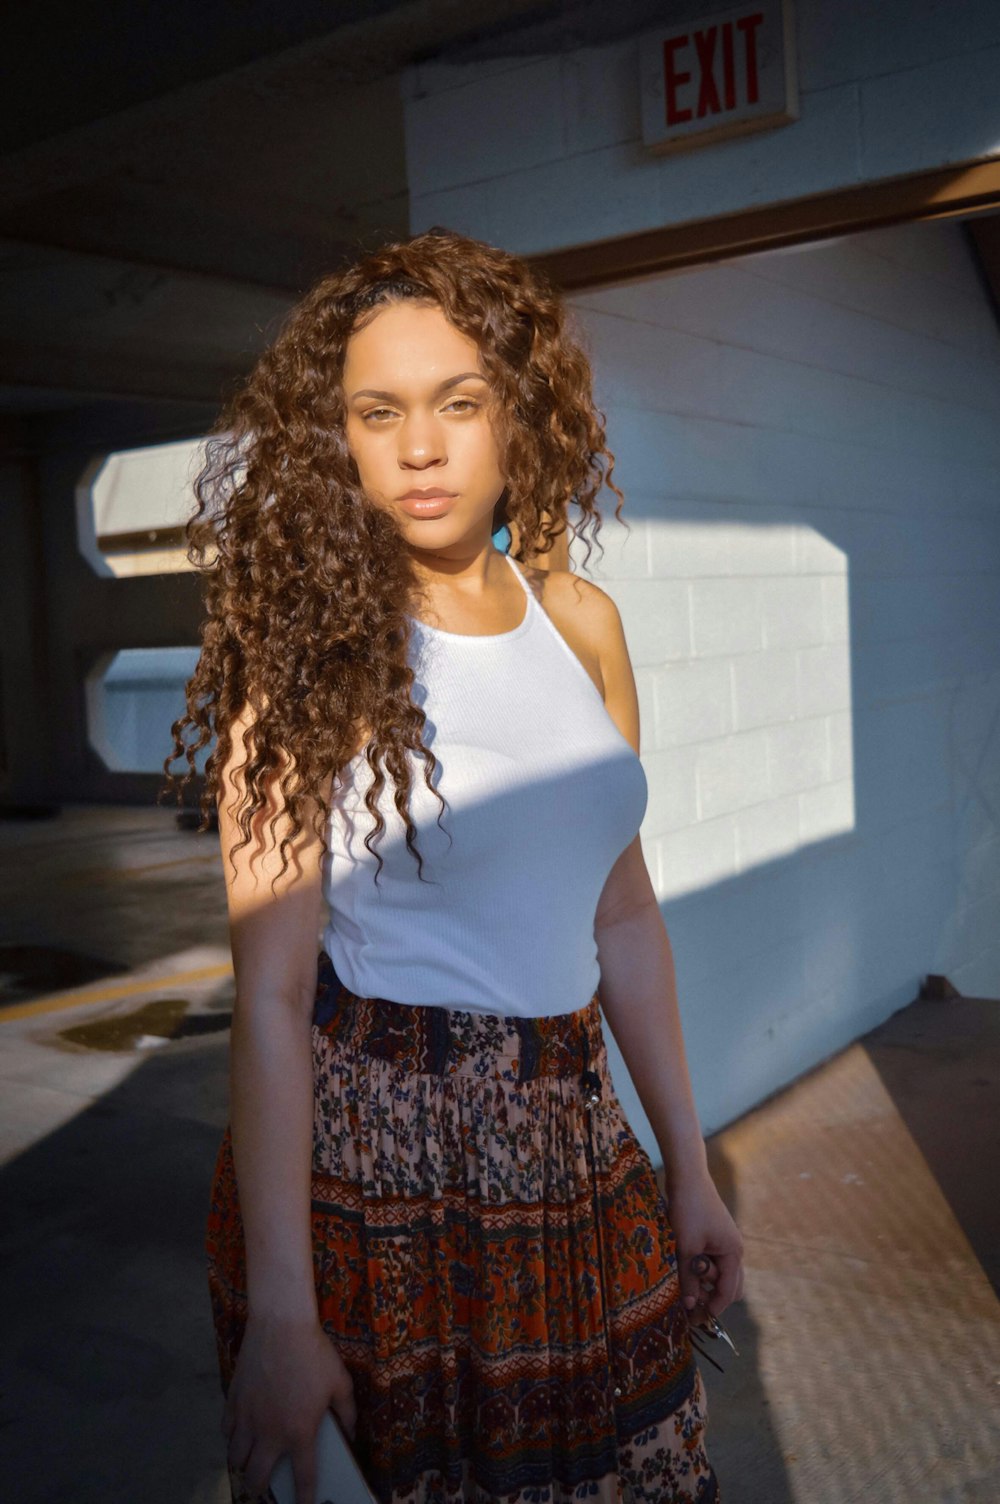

{"left": 662, "top": 12, "right": 765, "bottom": 124}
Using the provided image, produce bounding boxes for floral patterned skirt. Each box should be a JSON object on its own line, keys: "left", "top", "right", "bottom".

{"left": 206, "top": 949, "right": 720, "bottom": 1504}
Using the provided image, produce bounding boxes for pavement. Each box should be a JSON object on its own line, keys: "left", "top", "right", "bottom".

{"left": 2, "top": 803, "right": 998, "bottom": 1503}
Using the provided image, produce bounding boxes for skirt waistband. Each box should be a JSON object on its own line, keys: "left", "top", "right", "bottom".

{"left": 311, "top": 949, "right": 605, "bottom": 1085}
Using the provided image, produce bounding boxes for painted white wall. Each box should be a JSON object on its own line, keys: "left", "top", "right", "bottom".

{"left": 402, "top": 0, "right": 1000, "bottom": 252}
{"left": 580, "top": 220, "right": 1000, "bottom": 1149}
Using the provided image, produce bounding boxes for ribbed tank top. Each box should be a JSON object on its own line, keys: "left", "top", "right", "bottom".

{"left": 319, "top": 550, "right": 648, "bottom": 1017}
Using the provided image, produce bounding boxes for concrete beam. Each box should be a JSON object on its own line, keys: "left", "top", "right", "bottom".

{"left": 0, "top": 0, "right": 546, "bottom": 200}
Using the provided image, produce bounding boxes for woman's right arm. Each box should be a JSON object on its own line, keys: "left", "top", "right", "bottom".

{"left": 217, "top": 700, "right": 356, "bottom": 1504}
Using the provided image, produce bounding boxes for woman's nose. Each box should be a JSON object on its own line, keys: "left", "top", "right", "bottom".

{"left": 398, "top": 413, "right": 445, "bottom": 465}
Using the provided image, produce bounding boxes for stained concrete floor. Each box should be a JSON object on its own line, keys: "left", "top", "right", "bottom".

{"left": 1, "top": 804, "right": 998, "bottom": 1504}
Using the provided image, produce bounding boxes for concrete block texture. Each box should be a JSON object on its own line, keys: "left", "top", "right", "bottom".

{"left": 404, "top": 1, "right": 1000, "bottom": 252}
{"left": 556, "top": 217, "right": 1000, "bottom": 1138}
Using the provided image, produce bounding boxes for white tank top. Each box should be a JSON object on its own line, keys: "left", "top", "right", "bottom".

{"left": 320, "top": 550, "right": 648, "bottom": 1017}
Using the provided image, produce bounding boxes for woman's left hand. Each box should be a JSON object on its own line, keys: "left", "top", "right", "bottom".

{"left": 664, "top": 1166, "right": 745, "bottom": 1324}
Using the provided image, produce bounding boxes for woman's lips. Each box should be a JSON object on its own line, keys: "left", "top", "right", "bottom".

{"left": 398, "top": 493, "right": 456, "bottom": 518}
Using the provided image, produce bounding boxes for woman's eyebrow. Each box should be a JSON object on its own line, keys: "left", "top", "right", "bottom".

{"left": 349, "top": 371, "right": 487, "bottom": 402}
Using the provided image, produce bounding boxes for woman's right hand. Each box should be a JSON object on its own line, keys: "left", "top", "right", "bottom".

{"left": 222, "top": 1309, "right": 358, "bottom": 1504}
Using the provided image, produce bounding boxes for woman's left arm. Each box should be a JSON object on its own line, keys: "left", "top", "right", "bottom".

{"left": 585, "top": 583, "right": 745, "bottom": 1321}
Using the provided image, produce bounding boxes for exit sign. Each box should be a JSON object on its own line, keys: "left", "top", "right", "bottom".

{"left": 640, "top": 0, "right": 798, "bottom": 155}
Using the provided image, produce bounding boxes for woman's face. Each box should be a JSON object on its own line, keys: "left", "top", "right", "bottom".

{"left": 342, "top": 299, "right": 507, "bottom": 553}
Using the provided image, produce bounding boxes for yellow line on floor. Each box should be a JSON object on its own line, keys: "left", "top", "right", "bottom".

{"left": 64, "top": 853, "right": 220, "bottom": 885}
{"left": 0, "top": 962, "right": 234, "bottom": 1022}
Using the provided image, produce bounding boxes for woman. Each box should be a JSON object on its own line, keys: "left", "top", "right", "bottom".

{"left": 164, "top": 227, "right": 743, "bottom": 1504}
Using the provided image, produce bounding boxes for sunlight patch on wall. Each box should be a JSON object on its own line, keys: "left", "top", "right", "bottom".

{"left": 640, "top": 519, "right": 853, "bottom": 900}
{"left": 76, "top": 436, "right": 207, "bottom": 579}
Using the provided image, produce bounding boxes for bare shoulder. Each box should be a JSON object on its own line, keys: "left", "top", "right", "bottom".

{"left": 519, "top": 564, "right": 640, "bottom": 752}
{"left": 520, "top": 559, "right": 614, "bottom": 609}
{"left": 523, "top": 564, "right": 626, "bottom": 654}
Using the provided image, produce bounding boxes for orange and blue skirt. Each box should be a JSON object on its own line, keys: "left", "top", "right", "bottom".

{"left": 206, "top": 949, "right": 721, "bottom": 1503}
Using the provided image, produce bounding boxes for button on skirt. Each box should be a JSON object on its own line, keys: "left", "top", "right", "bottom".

{"left": 206, "top": 949, "right": 721, "bottom": 1503}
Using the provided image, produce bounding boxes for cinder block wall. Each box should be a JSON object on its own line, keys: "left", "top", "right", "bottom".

{"left": 403, "top": 0, "right": 1000, "bottom": 255}
{"left": 567, "top": 221, "right": 1000, "bottom": 1144}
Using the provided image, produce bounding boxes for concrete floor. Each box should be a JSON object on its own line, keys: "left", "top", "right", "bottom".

{"left": 2, "top": 804, "right": 998, "bottom": 1504}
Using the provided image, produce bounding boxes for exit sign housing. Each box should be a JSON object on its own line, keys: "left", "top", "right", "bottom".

{"left": 640, "top": 0, "right": 798, "bottom": 155}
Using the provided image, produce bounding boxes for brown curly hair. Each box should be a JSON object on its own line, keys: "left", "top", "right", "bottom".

{"left": 159, "top": 225, "right": 626, "bottom": 893}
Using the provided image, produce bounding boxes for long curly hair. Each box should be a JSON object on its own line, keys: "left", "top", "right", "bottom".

{"left": 159, "top": 225, "right": 626, "bottom": 893}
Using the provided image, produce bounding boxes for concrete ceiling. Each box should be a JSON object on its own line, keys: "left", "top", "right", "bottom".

{"left": 0, "top": 0, "right": 566, "bottom": 421}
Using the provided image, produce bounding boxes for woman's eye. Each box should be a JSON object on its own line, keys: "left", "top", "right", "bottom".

{"left": 361, "top": 399, "right": 479, "bottom": 423}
